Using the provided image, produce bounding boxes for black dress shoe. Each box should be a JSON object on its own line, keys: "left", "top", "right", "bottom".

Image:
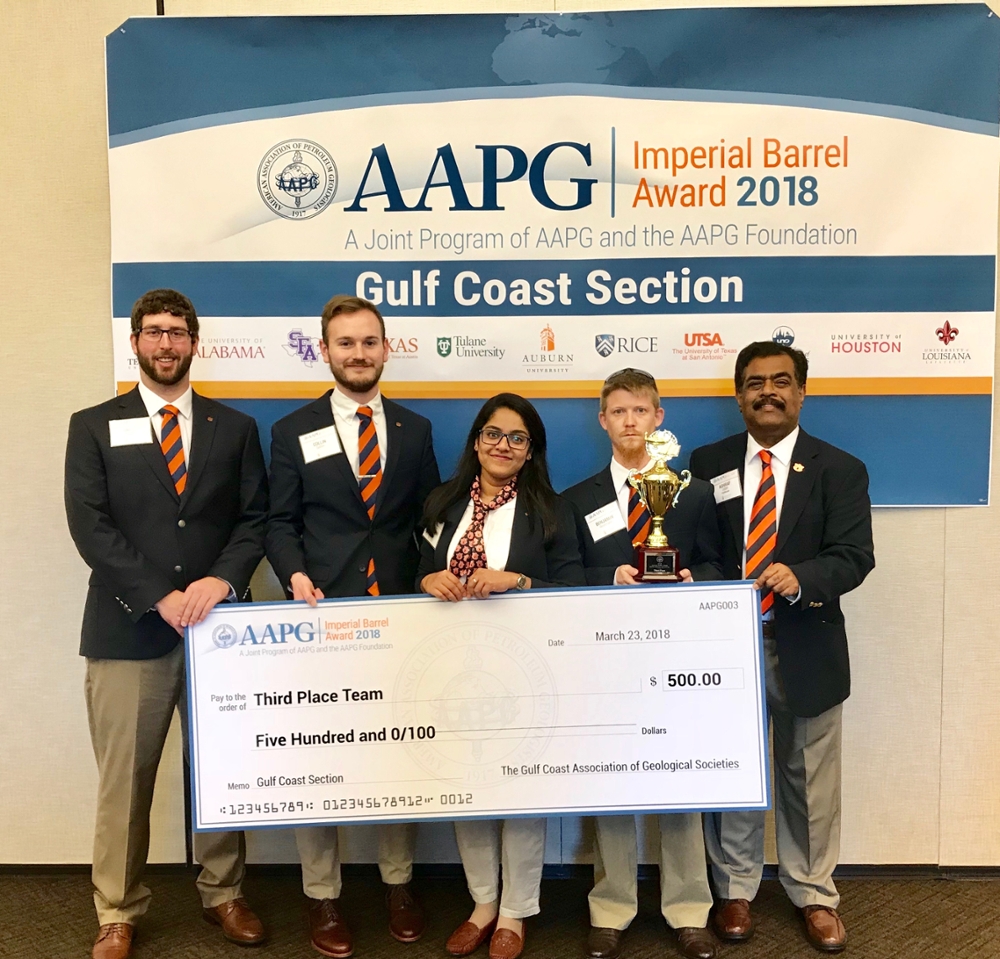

{"left": 675, "top": 927, "right": 717, "bottom": 959}
{"left": 587, "top": 926, "right": 624, "bottom": 959}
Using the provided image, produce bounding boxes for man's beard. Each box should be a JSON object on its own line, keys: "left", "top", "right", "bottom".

{"left": 331, "top": 360, "right": 382, "bottom": 394}
{"left": 137, "top": 349, "right": 193, "bottom": 386}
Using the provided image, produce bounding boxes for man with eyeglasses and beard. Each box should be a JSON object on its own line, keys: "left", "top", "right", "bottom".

{"left": 266, "top": 294, "right": 440, "bottom": 958}
{"left": 65, "top": 289, "right": 269, "bottom": 959}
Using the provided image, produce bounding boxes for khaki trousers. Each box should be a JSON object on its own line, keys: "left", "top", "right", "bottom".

{"left": 703, "top": 636, "right": 843, "bottom": 909}
{"left": 85, "top": 644, "right": 245, "bottom": 925}
{"left": 454, "top": 818, "right": 546, "bottom": 919}
{"left": 589, "top": 814, "right": 712, "bottom": 930}
{"left": 295, "top": 822, "right": 416, "bottom": 899}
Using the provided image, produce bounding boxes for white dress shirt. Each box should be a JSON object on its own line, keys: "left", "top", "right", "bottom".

{"left": 138, "top": 382, "right": 193, "bottom": 461}
{"left": 445, "top": 495, "right": 518, "bottom": 575}
{"left": 609, "top": 456, "right": 652, "bottom": 525}
{"left": 330, "top": 388, "right": 388, "bottom": 479}
{"left": 743, "top": 426, "right": 801, "bottom": 607}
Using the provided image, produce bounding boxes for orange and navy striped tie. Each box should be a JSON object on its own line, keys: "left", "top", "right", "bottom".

{"left": 746, "top": 449, "right": 777, "bottom": 614}
{"left": 159, "top": 405, "right": 187, "bottom": 495}
{"left": 628, "top": 486, "right": 651, "bottom": 547}
{"left": 357, "top": 406, "right": 381, "bottom": 596}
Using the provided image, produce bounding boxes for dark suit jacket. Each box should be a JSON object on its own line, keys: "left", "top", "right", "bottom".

{"left": 415, "top": 494, "right": 586, "bottom": 590}
{"left": 562, "top": 466, "right": 724, "bottom": 586}
{"left": 689, "top": 429, "right": 875, "bottom": 717}
{"left": 64, "top": 388, "right": 268, "bottom": 660}
{"left": 266, "top": 392, "right": 440, "bottom": 597}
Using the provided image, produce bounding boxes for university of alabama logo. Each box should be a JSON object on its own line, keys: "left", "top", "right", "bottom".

{"left": 258, "top": 140, "right": 338, "bottom": 220}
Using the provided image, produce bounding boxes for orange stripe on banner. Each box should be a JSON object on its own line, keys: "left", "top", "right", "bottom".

{"left": 117, "top": 377, "right": 994, "bottom": 400}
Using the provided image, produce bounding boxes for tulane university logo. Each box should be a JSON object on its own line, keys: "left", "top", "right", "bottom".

{"left": 437, "top": 337, "right": 453, "bottom": 357}
{"left": 212, "top": 624, "right": 239, "bottom": 649}
{"left": 258, "top": 140, "right": 338, "bottom": 220}
{"left": 594, "top": 334, "right": 615, "bottom": 358}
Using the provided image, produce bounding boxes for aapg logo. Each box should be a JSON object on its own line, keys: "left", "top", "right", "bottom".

{"left": 258, "top": 140, "right": 338, "bottom": 220}
{"left": 595, "top": 334, "right": 615, "bottom": 358}
{"left": 436, "top": 337, "right": 453, "bottom": 358}
{"left": 285, "top": 329, "right": 322, "bottom": 366}
{"left": 212, "top": 624, "right": 238, "bottom": 649}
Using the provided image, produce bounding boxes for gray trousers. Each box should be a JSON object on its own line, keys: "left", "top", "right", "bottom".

{"left": 704, "top": 636, "right": 843, "bottom": 908}
{"left": 85, "top": 644, "right": 245, "bottom": 924}
{"left": 295, "top": 822, "right": 416, "bottom": 899}
{"left": 590, "top": 814, "right": 713, "bottom": 930}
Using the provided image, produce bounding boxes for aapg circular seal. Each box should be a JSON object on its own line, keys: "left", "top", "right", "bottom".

{"left": 393, "top": 622, "right": 557, "bottom": 789}
{"left": 212, "top": 624, "right": 239, "bottom": 649}
{"left": 258, "top": 140, "right": 337, "bottom": 220}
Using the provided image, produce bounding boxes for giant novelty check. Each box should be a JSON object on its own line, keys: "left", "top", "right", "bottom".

{"left": 186, "top": 584, "right": 768, "bottom": 831}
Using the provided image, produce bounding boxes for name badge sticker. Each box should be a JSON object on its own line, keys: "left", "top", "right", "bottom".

{"left": 422, "top": 522, "right": 444, "bottom": 549}
{"left": 298, "top": 425, "right": 343, "bottom": 464}
{"left": 710, "top": 469, "right": 743, "bottom": 504}
{"left": 109, "top": 417, "right": 154, "bottom": 447}
{"left": 585, "top": 501, "right": 627, "bottom": 542}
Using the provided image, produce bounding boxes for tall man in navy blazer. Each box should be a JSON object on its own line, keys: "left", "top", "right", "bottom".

{"left": 266, "top": 295, "right": 440, "bottom": 958}
{"left": 563, "top": 369, "right": 723, "bottom": 959}
{"left": 688, "top": 342, "right": 874, "bottom": 953}
{"left": 65, "top": 289, "right": 269, "bottom": 959}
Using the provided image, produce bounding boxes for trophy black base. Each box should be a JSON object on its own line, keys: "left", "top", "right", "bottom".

{"left": 635, "top": 544, "right": 681, "bottom": 583}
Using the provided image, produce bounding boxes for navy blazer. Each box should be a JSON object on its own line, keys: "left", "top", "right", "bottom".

{"left": 689, "top": 429, "right": 875, "bottom": 717}
{"left": 266, "top": 391, "right": 440, "bottom": 597}
{"left": 562, "top": 466, "right": 723, "bottom": 586}
{"left": 415, "top": 493, "right": 586, "bottom": 590}
{"left": 64, "top": 388, "right": 268, "bottom": 660}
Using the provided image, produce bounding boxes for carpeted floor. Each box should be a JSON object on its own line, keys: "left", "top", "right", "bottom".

{"left": 2, "top": 871, "right": 999, "bottom": 959}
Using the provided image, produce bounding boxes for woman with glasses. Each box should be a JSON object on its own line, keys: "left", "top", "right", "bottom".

{"left": 417, "top": 393, "right": 585, "bottom": 959}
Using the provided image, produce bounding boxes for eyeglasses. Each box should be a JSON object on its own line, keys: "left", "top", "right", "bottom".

{"left": 136, "top": 327, "right": 193, "bottom": 343}
{"left": 479, "top": 427, "right": 531, "bottom": 450}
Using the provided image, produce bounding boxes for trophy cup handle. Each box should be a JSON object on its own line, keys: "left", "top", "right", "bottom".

{"left": 628, "top": 469, "right": 649, "bottom": 510}
{"left": 672, "top": 470, "right": 692, "bottom": 509}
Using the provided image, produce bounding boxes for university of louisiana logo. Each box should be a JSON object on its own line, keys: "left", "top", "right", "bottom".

{"left": 936, "top": 321, "right": 959, "bottom": 343}
{"left": 284, "top": 329, "right": 322, "bottom": 366}
{"left": 258, "top": 140, "right": 338, "bottom": 220}
{"left": 436, "top": 337, "right": 453, "bottom": 357}
{"left": 212, "top": 624, "right": 238, "bottom": 649}
{"left": 594, "top": 334, "right": 615, "bottom": 358}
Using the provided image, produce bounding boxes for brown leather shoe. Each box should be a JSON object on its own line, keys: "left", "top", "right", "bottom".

{"left": 386, "top": 882, "right": 425, "bottom": 942}
{"left": 799, "top": 905, "right": 847, "bottom": 952}
{"left": 307, "top": 898, "right": 353, "bottom": 958}
{"left": 92, "top": 924, "right": 133, "bottom": 959}
{"left": 446, "top": 918, "right": 497, "bottom": 956}
{"left": 203, "top": 897, "right": 267, "bottom": 945}
{"left": 489, "top": 924, "right": 526, "bottom": 959}
{"left": 676, "top": 927, "right": 717, "bottom": 959}
{"left": 712, "top": 899, "right": 754, "bottom": 942}
{"left": 587, "top": 926, "right": 624, "bottom": 959}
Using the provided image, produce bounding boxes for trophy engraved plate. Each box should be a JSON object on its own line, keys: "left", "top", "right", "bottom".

{"left": 628, "top": 430, "right": 692, "bottom": 583}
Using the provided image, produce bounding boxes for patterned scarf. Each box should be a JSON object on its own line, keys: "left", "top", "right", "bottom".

{"left": 448, "top": 475, "right": 518, "bottom": 579}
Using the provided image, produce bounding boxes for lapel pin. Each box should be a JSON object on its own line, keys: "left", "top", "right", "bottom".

{"left": 207, "top": 416, "right": 214, "bottom": 422}
{"left": 792, "top": 462, "right": 804, "bottom": 472}
{"left": 396, "top": 421, "right": 402, "bottom": 427}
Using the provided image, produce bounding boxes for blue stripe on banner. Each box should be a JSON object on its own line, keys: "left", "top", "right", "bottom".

{"left": 224, "top": 393, "right": 992, "bottom": 507}
{"left": 106, "top": 8, "right": 1000, "bottom": 138}
{"left": 112, "top": 256, "right": 996, "bottom": 317}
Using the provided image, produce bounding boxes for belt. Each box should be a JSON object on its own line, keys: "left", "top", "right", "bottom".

{"left": 761, "top": 620, "right": 776, "bottom": 639}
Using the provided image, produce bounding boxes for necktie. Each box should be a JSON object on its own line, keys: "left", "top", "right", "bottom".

{"left": 449, "top": 476, "right": 518, "bottom": 580}
{"left": 159, "top": 405, "right": 187, "bottom": 495}
{"left": 746, "top": 449, "right": 777, "bottom": 614}
{"left": 627, "top": 486, "right": 651, "bottom": 547}
{"left": 357, "top": 406, "right": 382, "bottom": 596}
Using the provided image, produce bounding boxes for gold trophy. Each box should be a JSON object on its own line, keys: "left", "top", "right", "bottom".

{"left": 628, "top": 430, "right": 692, "bottom": 582}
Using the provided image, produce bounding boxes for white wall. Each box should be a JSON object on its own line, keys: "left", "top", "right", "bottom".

{"left": 1, "top": 0, "right": 997, "bottom": 867}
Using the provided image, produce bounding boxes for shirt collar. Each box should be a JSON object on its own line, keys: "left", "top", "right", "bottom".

{"left": 610, "top": 455, "right": 652, "bottom": 492}
{"left": 746, "top": 426, "right": 800, "bottom": 467}
{"left": 331, "top": 386, "right": 383, "bottom": 419}
{"left": 137, "top": 381, "right": 193, "bottom": 420}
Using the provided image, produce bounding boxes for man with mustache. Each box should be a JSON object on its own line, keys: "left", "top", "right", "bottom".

{"left": 688, "top": 342, "right": 874, "bottom": 953}
{"left": 266, "top": 295, "right": 440, "bottom": 957}
{"left": 65, "top": 289, "right": 269, "bottom": 958}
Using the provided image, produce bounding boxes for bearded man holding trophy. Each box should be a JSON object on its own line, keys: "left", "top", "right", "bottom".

{"left": 563, "top": 369, "right": 724, "bottom": 959}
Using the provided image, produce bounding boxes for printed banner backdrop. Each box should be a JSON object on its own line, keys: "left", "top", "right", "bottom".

{"left": 107, "top": 7, "right": 999, "bottom": 505}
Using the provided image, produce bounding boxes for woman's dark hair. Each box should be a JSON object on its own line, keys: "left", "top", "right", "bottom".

{"left": 422, "top": 393, "right": 559, "bottom": 542}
